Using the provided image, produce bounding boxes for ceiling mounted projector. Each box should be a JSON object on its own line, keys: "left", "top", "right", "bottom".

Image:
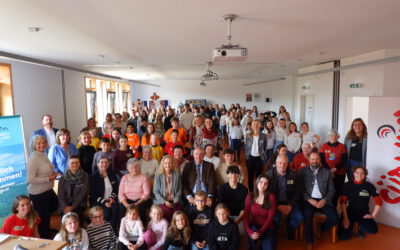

{"left": 201, "top": 62, "right": 218, "bottom": 81}
{"left": 213, "top": 14, "right": 248, "bottom": 62}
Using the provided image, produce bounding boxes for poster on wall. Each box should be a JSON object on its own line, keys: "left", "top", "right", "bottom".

{"left": 367, "top": 97, "right": 400, "bottom": 228}
{"left": 0, "top": 115, "right": 28, "bottom": 226}
{"left": 246, "top": 94, "right": 252, "bottom": 102}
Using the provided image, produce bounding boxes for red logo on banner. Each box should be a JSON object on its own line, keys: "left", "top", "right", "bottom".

{"left": 376, "top": 109, "right": 400, "bottom": 204}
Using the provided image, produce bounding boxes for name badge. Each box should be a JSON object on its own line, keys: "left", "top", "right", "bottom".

{"left": 351, "top": 143, "right": 357, "bottom": 147}
{"left": 359, "top": 191, "right": 369, "bottom": 197}
{"left": 287, "top": 180, "right": 294, "bottom": 185}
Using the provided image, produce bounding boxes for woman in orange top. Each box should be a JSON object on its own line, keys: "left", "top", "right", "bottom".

{"left": 125, "top": 123, "right": 140, "bottom": 158}
{"left": 141, "top": 123, "right": 155, "bottom": 146}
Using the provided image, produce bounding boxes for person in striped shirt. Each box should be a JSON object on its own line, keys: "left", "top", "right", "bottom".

{"left": 86, "top": 206, "right": 117, "bottom": 250}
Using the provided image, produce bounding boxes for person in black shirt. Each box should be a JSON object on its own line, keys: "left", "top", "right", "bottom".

{"left": 188, "top": 191, "right": 213, "bottom": 250}
{"left": 163, "top": 211, "right": 191, "bottom": 250}
{"left": 338, "top": 166, "right": 382, "bottom": 240}
{"left": 208, "top": 203, "right": 239, "bottom": 250}
{"left": 77, "top": 131, "right": 96, "bottom": 176}
{"left": 217, "top": 166, "right": 247, "bottom": 235}
{"left": 266, "top": 155, "right": 302, "bottom": 241}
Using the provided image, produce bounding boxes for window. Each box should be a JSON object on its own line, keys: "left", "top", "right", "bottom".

{"left": 0, "top": 63, "right": 14, "bottom": 116}
{"left": 85, "top": 77, "right": 131, "bottom": 125}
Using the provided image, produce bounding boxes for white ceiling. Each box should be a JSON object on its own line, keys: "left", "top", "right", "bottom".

{"left": 1, "top": 0, "right": 400, "bottom": 83}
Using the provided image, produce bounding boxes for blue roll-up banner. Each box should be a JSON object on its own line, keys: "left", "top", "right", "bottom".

{"left": 0, "top": 115, "right": 28, "bottom": 226}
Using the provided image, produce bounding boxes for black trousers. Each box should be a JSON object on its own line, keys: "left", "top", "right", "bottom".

{"left": 246, "top": 156, "right": 264, "bottom": 192}
{"left": 29, "top": 189, "right": 58, "bottom": 239}
{"left": 338, "top": 209, "right": 378, "bottom": 240}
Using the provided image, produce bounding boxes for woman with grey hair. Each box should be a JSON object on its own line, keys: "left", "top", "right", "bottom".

{"left": 319, "top": 129, "right": 348, "bottom": 206}
{"left": 118, "top": 158, "right": 152, "bottom": 222}
{"left": 139, "top": 145, "right": 159, "bottom": 180}
{"left": 27, "top": 135, "right": 58, "bottom": 239}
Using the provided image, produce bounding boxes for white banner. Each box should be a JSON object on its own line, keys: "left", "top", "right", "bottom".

{"left": 367, "top": 97, "right": 400, "bottom": 228}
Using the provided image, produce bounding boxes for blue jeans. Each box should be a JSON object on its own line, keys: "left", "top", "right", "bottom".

{"left": 273, "top": 205, "right": 304, "bottom": 234}
{"left": 167, "top": 246, "right": 183, "bottom": 250}
{"left": 248, "top": 225, "right": 276, "bottom": 250}
{"left": 220, "top": 125, "right": 227, "bottom": 140}
{"left": 191, "top": 241, "right": 209, "bottom": 250}
{"left": 287, "top": 150, "right": 300, "bottom": 163}
{"left": 303, "top": 201, "right": 339, "bottom": 243}
{"left": 347, "top": 159, "right": 363, "bottom": 181}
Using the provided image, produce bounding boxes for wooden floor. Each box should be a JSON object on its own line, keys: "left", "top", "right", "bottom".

{"left": 223, "top": 138, "right": 400, "bottom": 250}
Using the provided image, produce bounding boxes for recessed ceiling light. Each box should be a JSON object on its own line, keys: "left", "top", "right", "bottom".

{"left": 115, "top": 61, "right": 121, "bottom": 64}
{"left": 129, "top": 67, "right": 133, "bottom": 69}
{"left": 28, "top": 27, "right": 41, "bottom": 32}
{"left": 319, "top": 51, "right": 326, "bottom": 55}
{"left": 98, "top": 55, "right": 105, "bottom": 59}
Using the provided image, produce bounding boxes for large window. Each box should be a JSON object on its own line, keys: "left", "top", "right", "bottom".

{"left": 85, "top": 77, "right": 130, "bottom": 125}
{"left": 0, "top": 63, "right": 14, "bottom": 116}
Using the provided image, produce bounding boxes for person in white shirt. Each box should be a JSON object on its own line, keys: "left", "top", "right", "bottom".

{"left": 229, "top": 117, "right": 243, "bottom": 161}
{"left": 219, "top": 110, "right": 229, "bottom": 141}
{"left": 274, "top": 118, "right": 288, "bottom": 152}
{"left": 240, "top": 109, "right": 252, "bottom": 127}
{"left": 203, "top": 144, "right": 221, "bottom": 170}
{"left": 54, "top": 212, "right": 89, "bottom": 250}
{"left": 284, "top": 122, "right": 302, "bottom": 163}
{"left": 301, "top": 122, "right": 321, "bottom": 149}
{"left": 179, "top": 104, "right": 195, "bottom": 136}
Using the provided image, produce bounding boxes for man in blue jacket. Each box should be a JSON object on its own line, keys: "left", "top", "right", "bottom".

{"left": 31, "top": 114, "right": 58, "bottom": 152}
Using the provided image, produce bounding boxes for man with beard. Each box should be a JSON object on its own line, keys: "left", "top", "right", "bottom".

{"left": 299, "top": 152, "right": 339, "bottom": 250}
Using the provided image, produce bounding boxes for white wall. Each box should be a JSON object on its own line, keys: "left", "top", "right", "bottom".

{"left": 1, "top": 59, "right": 89, "bottom": 147}
{"left": 5, "top": 59, "right": 65, "bottom": 146}
{"left": 63, "top": 70, "right": 87, "bottom": 142}
{"left": 131, "top": 76, "right": 295, "bottom": 114}
{"left": 295, "top": 62, "right": 334, "bottom": 142}
{"left": 338, "top": 50, "right": 385, "bottom": 139}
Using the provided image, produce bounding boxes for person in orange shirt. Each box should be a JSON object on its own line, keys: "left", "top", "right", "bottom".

{"left": 164, "top": 129, "right": 186, "bottom": 156}
{"left": 125, "top": 123, "right": 140, "bottom": 158}
{"left": 164, "top": 118, "right": 187, "bottom": 144}
{"left": 141, "top": 123, "right": 155, "bottom": 146}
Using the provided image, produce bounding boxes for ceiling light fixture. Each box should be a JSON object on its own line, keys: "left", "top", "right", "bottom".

{"left": 201, "top": 62, "right": 218, "bottom": 81}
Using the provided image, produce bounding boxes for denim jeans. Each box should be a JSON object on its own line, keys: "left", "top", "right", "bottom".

{"left": 247, "top": 225, "right": 276, "bottom": 250}
{"left": 191, "top": 241, "right": 209, "bottom": 250}
{"left": 167, "top": 246, "right": 183, "bottom": 250}
{"left": 273, "top": 205, "right": 304, "bottom": 234}
{"left": 302, "top": 201, "right": 339, "bottom": 243}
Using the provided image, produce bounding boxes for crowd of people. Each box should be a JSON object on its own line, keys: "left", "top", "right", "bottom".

{"left": 0, "top": 103, "right": 382, "bottom": 250}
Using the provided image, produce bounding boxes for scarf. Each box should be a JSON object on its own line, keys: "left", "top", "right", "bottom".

{"left": 202, "top": 127, "right": 217, "bottom": 139}
{"left": 64, "top": 168, "right": 85, "bottom": 187}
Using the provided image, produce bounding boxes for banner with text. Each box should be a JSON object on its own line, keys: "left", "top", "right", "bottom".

{"left": 0, "top": 115, "right": 28, "bottom": 226}
{"left": 367, "top": 97, "right": 400, "bottom": 228}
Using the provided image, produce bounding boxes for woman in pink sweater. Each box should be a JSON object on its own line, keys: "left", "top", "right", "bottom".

{"left": 244, "top": 175, "right": 277, "bottom": 250}
{"left": 119, "top": 158, "right": 152, "bottom": 223}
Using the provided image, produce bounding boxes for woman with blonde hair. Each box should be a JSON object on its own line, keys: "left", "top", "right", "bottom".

{"left": 245, "top": 119, "right": 268, "bottom": 192}
{"left": 54, "top": 212, "right": 89, "bottom": 250}
{"left": 163, "top": 211, "right": 191, "bottom": 250}
{"left": 153, "top": 155, "right": 182, "bottom": 221}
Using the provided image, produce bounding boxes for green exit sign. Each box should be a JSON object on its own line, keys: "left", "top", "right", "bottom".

{"left": 350, "top": 83, "right": 362, "bottom": 88}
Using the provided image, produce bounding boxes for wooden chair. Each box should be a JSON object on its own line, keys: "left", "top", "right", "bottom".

{"left": 296, "top": 212, "right": 338, "bottom": 243}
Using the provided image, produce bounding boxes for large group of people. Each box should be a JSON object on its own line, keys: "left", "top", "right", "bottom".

{"left": 0, "top": 103, "right": 382, "bottom": 250}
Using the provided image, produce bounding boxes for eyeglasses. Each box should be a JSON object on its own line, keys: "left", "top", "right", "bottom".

{"left": 91, "top": 215, "right": 103, "bottom": 219}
